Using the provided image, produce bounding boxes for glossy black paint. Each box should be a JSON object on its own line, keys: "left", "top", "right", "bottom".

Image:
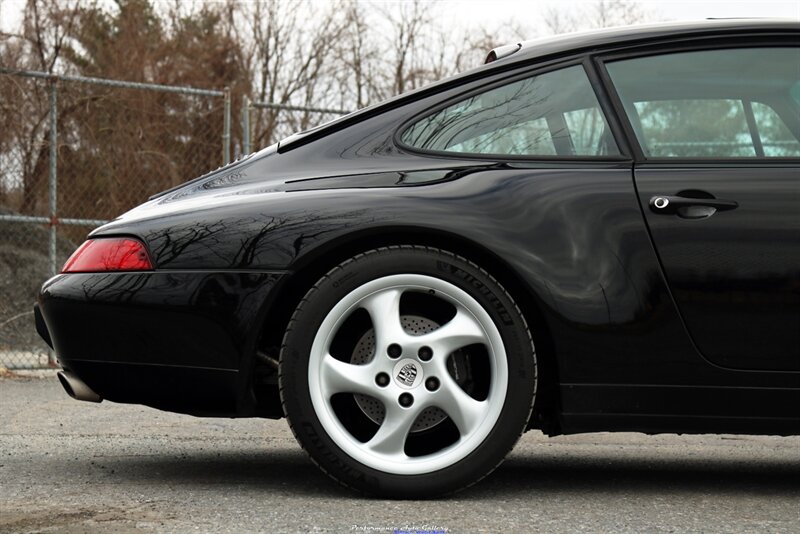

{"left": 39, "top": 272, "right": 284, "bottom": 416}
{"left": 37, "top": 21, "right": 800, "bottom": 435}
{"left": 635, "top": 165, "right": 800, "bottom": 372}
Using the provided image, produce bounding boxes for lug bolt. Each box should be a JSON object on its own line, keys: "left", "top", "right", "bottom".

{"left": 398, "top": 393, "right": 414, "bottom": 407}
{"left": 425, "top": 377, "right": 440, "bottom": 391}
{"left": 387, "top": 343, "right": 402, "bottom": 358}
{"left": 375, "top": 372, "right": 390, "bottom": 387}
{"left": 418, "top": 346, "right": 433, "bottom": 361}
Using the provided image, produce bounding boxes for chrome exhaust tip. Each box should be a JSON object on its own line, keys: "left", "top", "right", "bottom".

{"left": 57, "top": 371, "right": 102, "bottom": 403}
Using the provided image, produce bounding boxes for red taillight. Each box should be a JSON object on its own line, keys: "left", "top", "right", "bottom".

{"left": 61, "top": 238, "right": 153, "bottom": 273}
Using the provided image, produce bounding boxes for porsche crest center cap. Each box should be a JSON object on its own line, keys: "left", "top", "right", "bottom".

{"left": 392, "top": 358, "right": 424, "bottom": 389}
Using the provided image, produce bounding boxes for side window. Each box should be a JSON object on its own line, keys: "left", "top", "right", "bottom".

{"left": 400, "top": 65, "right": 619, "bottom": 157}
{"left": 564, "top": 108, "right": 611, "bottom": 155}
{"left": 752, "top": 101, "right": 800, "bottom": 156}
{"left": 606, "top": 47, "right": 800, "bottom": 158}
{"left": 632, "top": 99, "right": 756, "bottom": 157}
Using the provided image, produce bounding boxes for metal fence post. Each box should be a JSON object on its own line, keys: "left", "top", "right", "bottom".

{"left": 48, "top": 76, "right": 58, "bottom": 278}
{"left": 48, "top": 75, "right": 58, "bottom": 366}
{"left": 223, "top": 87, "right": 231, "bottom": 164}
{"left": 242, "top": 95, "right": 251, "bottom": 155}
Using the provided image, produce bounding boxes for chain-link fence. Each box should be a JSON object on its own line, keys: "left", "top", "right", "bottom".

{"left": 0, "top": 68, "right": 349, "bottom": 369}
{"left": 241, "top": 97, "right": 351, "bottom": 156}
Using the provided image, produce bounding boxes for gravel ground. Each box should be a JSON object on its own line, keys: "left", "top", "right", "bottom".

{"left": 1, "top": 375, "right": 799, "bottom": 533}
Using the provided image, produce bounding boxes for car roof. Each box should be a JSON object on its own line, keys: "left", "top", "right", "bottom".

{"left": 278, "top": 19, "right": 799, "bottom": 153}
{"left": 500, "top": 19, "right": 799, "bottom": 65}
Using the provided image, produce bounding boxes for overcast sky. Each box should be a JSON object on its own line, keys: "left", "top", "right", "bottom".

{"left": 2, "top": 0, "right": 798, "bottom": 34}
{"left": 445, "top": 0, "right": 800, "bottom": 24}
{"left": 654, "top": 0, "right": 798, "bottom": 19}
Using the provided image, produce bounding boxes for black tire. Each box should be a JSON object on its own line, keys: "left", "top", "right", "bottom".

{"left": 279, "top": 245, "right": 536, "bottom": 498}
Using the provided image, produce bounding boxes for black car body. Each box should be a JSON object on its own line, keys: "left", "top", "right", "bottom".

{"left": 36, "top": 20, "right": 800, "bottom": 496}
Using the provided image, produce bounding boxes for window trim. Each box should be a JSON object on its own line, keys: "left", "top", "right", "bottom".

{"left": 595, "top": 37, "right": 800, "bottom": 165}
{"left": 393, "top": 56, "right": 633, "bottom": 163}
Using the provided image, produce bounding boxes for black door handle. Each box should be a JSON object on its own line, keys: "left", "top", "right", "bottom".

{"left": 649, "top": 195, "right": 738, "bottom": 219}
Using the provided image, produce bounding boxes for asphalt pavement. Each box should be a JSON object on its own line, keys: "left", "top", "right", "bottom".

{"left": 1, "top": 375, "right": 798, "bottom": 533}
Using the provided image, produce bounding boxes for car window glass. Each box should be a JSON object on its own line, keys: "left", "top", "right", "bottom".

{"left": 633, "top": 99, "right": 756, "bottom": 157}
{"left": 606, "top": 47, "right": 800, "bottom": 158}
{"left": 401, "top": 65, "right": 619, "bottom": 157}
{"left": 564, "top": 107, "right": 613, "bottom": 156}
{"left": 791, "top": 80, "right": 800, "bottom": 106}
{"left": 752, "top": 101, "right": 800, "bottom": 157}
{"left": 447, "top": 117, "right": 556, "bottom": 155}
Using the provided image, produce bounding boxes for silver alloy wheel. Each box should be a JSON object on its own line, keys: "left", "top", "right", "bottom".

{"left": 307, "top": 274, "right": 509, "bottom": 475}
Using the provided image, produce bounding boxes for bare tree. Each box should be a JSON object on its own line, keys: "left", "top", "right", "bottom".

{"left": 593, "top": 0, "right": 650, "bottom": 27}
{"left": 0, "top": 0, "right": 83, "bottom": 215}
{"left": 235, "top": 0, "right": 347, "bottom": 146}
{"left": 542, "top": 0, "right": 652, "bottom": 35}
{"left": 542, "top": 4, "right": 577, "bottom": 34}
{"left": 23, "top": 0, "right": 81, "bottom": 73}
{"left": 335, "top": 3, "right": 379, "bottom": 109}
{"left": 384, "top": 0, "right": 428, "bottom": 95}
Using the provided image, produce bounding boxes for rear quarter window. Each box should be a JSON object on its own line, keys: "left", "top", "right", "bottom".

{"left": 400, "top": 65, "right": 619, "bottom": 158}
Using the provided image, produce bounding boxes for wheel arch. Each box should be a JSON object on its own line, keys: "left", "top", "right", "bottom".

{"left": 253, "top": 225, "right": 562, "bottom": 434}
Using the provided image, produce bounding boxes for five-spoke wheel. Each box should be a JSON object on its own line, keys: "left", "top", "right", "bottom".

{"left": 280, "top": 246, "right": 536, "bottom": 497}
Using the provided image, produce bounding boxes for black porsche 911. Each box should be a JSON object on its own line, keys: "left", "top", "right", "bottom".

{"left": 35, "top": 19, "right": 799, "bottom": 497}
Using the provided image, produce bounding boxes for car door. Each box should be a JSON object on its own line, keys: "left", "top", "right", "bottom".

{"left": 603, "top": 44, "right": 800, "bottom": 371}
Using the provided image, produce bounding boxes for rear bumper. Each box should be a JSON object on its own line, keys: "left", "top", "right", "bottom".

{"left": 34, "top": 303, "right": 52, "bottom": 349}
{"left": 36, "top": 270, "right": 285, "bottom": 415}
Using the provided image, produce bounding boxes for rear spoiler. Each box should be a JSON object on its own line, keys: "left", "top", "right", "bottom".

{"left": 484, "top": 43, "right": 522, "bottom": 64}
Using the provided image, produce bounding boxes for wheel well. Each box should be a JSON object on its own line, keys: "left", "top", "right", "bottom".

{"left": 254, "top": 228, "right": 562, "bottom": 434}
